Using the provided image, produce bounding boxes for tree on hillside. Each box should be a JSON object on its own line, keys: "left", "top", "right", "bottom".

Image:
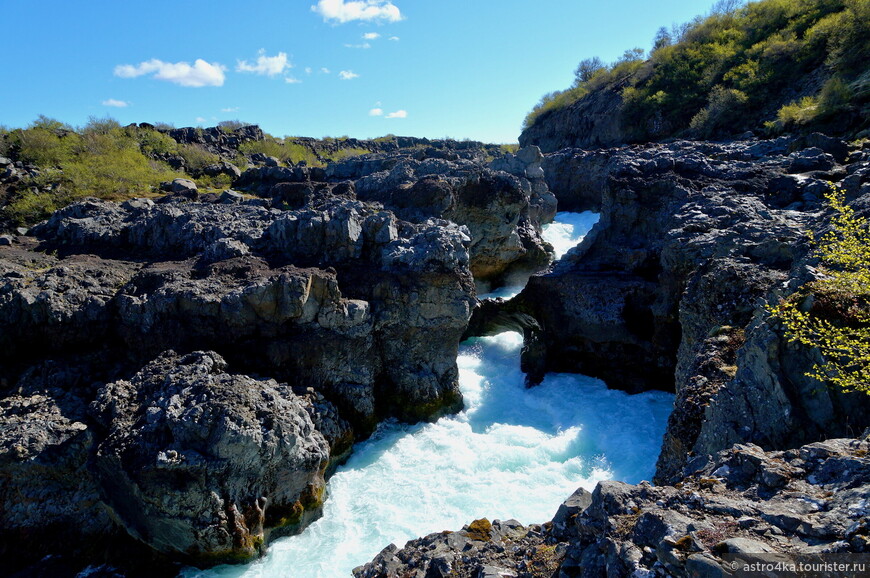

{"left": 574, "top": 57, "right": 605, "bottom": 85}
{"left": 652, "top": 27, "right": 672, "bottom": 52}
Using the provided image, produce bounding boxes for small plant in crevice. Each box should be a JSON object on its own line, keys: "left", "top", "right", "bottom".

{"left": 769, "top": 186, "right": 870, "bottom": 395}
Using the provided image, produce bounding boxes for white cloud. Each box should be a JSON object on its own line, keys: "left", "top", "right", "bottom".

{"left": 344, "top": 42, "right": 371, "bottom": 49}
{"left": 385, "top": 109, "right": 407, "bottom": 118}
{"left": 196, "top": 116, "right": 207, "bottom": 123}
{"left": 102, "top": 99, "right": 129, "bottom": 108}
{"left": 369, "top": 108, "right": 384, "bottom": 116}
{"left": 285, "top": 76, "right": 303, "bottom": 84}
{"left": 114, "top": 59, "right": 226, "bottom": 87}
{"left": 221, "top": 107, "right": 240, "bottom": 112}
{"left": 305, "top": 67, "right": 313, "bottom": 74}
{"left": 339, "top": 70, "right": 360, "bottom": 80}
{"left": 236, "top": 50, "right": 290, "bottom": 77}
{"left": 363, "top": 32, "right": 381, "bottom": 40}
{"left": 389, "top": 36, "right": 400, "bottom": 41}
{"left": 321, "top": 67, "right": 331, "bottom": 74}
{"left": 312, "top": 0, "right": 402, "bottom": 24}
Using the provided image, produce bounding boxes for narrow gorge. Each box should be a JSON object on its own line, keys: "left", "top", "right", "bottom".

{"left": 3, "top": 124, "right": 869, "bottom": 577}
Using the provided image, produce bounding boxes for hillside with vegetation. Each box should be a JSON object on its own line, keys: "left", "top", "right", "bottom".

{"left": 0, "top": 118, "right": 506, "bottom": 230}
{"left": 521, "top": 0, "right": 870, "bottom": 151}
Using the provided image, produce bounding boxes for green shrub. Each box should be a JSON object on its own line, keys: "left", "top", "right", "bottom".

{"left": 195, "top": 173, "right": 234, "bottom": 191}
{"left": 776, "top": 95, "right": 821, "bottom": 127}
{"left": 10, "top": 125, "right": 79, "bottom": 167}
{"left": 0, "top": 125, "right": 10, "bottom": 157}
{"left": 61, "top": 129, "right": 178, "bottom": 199}
{"left": 3, "top": 116, "right": 183, "bottom": 226}
{"left": 689, "top": 86, "right": 749, "bottom": 137}
{"left": 819, "top": 75, "right": 854, "bottom": 114}
{"left": 82, "top": 116, "right": 121, "bottom": 136}
{"left": 240, "top": 138, "right": 324, "bottom": 166}
{"left": 217, "top": 120, "right": 249, "bottom": 133}
{"left": 178, "top": 143, "right": 220, "bottom": 174}
{"left": 239, "top": 139, "right": 287, "bottom": 161}
{"left": 131, "top": 127, "right": 179, "bottom": 157}
{"left": 29, "top": 115, "right": 72, "bottom": 132}
{"left": 5, "top": 190, "right": 64, "bottom": 226}
{"left": 326, "top": 147, "right": 369, "bottom": 162}
{"left": 523, "top": 85, "right": 590, "bottom": 129}
{"left": 283, "top": 141, "right": 321, "bottom": 165}
{"left": 770, "top": 186, "right": 870, "bottom": 395}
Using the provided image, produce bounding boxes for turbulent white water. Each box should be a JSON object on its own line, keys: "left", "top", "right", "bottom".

{"left": 544, "top": 211, "right": 599, "bottom": 261}
{"left": 185, "top": 211, "right": 673, "bottom": 578}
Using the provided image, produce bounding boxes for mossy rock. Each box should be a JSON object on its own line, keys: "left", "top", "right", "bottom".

{"left": 464, "top": 518, "right": 493, "bottom": 542}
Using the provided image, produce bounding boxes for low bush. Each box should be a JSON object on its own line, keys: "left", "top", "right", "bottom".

{"left": 770, "top": 186, "right": 870, "bottom": 395}
{"left": 178, "top": 143, "right": 220, "bottom": 174}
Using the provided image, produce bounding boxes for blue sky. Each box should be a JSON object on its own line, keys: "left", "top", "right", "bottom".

{"left": 1, "top": 0, "right": 714, "bottom": 143}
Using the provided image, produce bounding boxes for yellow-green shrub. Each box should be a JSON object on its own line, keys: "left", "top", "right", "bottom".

{"left": 770, "top": 186, "right": 870, "bottom": 395}
{"left": 3, "top": 117, "right": 182, "bottom": 225}
{"left": 177, "top": 143, "right": 220, "bottom": 174}
{"left": 5, "top": 190, "right": 65, "bottom": 226}
{"left": 524, "top": 0, "right": 870, "bottom": 139}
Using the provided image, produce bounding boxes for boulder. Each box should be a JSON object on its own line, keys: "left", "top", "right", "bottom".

{"left": 161, "top": 178, "right": 198, "bottom": 196}
{"left": 0, "top": 387, "right": 109, "bottom": 566}
{"left": 90, "top": 350, "right": 330, "bottom": 565}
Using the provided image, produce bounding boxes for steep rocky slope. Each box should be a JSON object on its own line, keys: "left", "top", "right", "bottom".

{"left": 519, "top": 0, "right": 870, "bottom": 152}
{"left": 520, "top": 86, "right": 627, "bottom": 154}
{"left": 386, "top": 133, "right": 870, "bottom": 576}
{"left": 515, "top": 135, "right": 870, "bottom": 482}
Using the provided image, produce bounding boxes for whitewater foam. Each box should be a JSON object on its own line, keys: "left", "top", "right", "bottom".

{"left": 543, "top": 211, "right": 599, "bottom": 260}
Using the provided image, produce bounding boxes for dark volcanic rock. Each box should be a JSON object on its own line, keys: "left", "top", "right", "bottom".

{"left": 14, "top": 197, "right": 475, "bottom": 428}
{"left": 540, "top": 148, "right": 610, "bottom": 212}
{"left": 234, "top": 146, "right": 557, "bottom": 289}
{"left": 350, "top": 150, "right": 556, "bottom": 286}
{"left": 0, "top": 387, "right": 108, "bottom": 565}
{"left": 0, "top": 190, "right": 476, "bottom": 570}
{"left": 519, "top": 84, "right": 626, "bottom": 153}
{"left": 494, "top": 137, "right": 870, "bottom": 479}
{"left": 90, "top": 350, "right": 329, "bottom": 565}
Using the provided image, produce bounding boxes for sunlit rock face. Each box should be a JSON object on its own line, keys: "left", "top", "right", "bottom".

{"left": 0, "top": 186, "right": 478, "bottom": 570}
{"left": 236, "top": 145, "right": 558, "bottom": 288}
{"left": 511, "top": 136, "right": 870, "bottom": 481}
{"left": 91, "top": 350, "right": 330, "bottom": 565}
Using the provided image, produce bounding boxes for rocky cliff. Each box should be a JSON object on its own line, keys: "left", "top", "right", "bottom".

{"left": 359, "top": 133, "right": 870, "bottom": 577}
{"left": 519, "top": 85, "right": 626, "bottom": 154}
{"left": 0, "top": 137, "right": 565, "bottom": 573}
{"left": 472, "top": 135, "right": 870, "bottom": 479}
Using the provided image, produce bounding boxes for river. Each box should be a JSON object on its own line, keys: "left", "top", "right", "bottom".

{"left": 185, "top": 211, "right": 674, "bottom": 578}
